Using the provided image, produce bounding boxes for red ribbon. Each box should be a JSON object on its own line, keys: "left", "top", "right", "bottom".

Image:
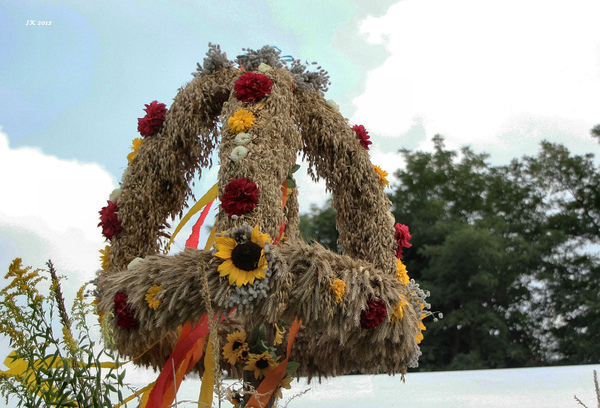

{"left": 185, "top": 200, "right": 213, "bottom": 249}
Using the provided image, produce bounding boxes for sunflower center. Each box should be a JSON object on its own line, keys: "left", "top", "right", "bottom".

{"left": 232, "top": 340, "right": 243, "bottom": 351}
{"left": 231, "top": 242, "right": 262, "bottom": 271}
{"left": 256, "top": 357, "right": 270, "bottom": 369}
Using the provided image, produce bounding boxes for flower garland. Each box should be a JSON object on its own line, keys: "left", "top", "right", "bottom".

{"left": 137, "top": 100, "right": 167, "bottom": 137}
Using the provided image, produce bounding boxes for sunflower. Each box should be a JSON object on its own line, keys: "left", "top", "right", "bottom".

{"left": 214, "top": 225, "right": 271, "bottom": 287}
{"left": 244, "top": 351, "right": 278, "bottom": 380}
{"left": 373, "top": 165, "right": 389, "bottom": 187}
{"left": 222, "top": 331, "right": 249, "bottom": 365}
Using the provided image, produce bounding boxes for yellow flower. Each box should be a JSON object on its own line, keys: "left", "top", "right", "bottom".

{"left": 396, "top": 259, "right": 410, "bottom": 285}
{"left": 99, "top": 245, "right": 111, "bottom": 270}
{"left": 244, "top": 351, "right": 278, "bottom": 380}
{"left": 214, "top": 225, "right": 270, "bottom": 287}
{"left": 274, "top": 323, "right": 285, "bottom": 346}
{"left": 273, "top": 376, "right": 293, "bottom": 401}
{"left": 373, "top": 165, "right": 389, "bottom": 187}
{"left": 330, "top": 279, "right": 346, "bottom": 303}
{"left": 391, "top": 295, "right": 409, "bottom": 324}
{"left": 145, "top": 284, "right": 163, "bottom": 310}
{"left": 228, "top": 109, "right": 255, "bottom": 134}
{"left": 222, "top": 331, "right": 249, "bottom": 365}
{"left": 416, "top": 313, "right": 426, "bottom": 344}
{"left": 127, "top": 137, "right": 144, "bottom": 164}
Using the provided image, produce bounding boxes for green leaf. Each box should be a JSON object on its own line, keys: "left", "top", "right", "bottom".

{"left": 286, "top": 177, "right": 297, "bottom": 189}
{"left": 289, "top": 164, "right": 301, "bottom": 174}
{"left": 285, "top": 361, "right": 300, "bottom": 377}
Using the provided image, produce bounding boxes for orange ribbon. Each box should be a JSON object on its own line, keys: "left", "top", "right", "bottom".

{"left": 142, "top": 313, "right": 225, "bottom": 408}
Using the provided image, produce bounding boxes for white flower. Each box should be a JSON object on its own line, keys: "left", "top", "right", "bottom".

{"left": 127, "top": 257, "right": 143, "bottom": 270}
{"left": 230, "top": 146, "right": 249, "bottom": 162}
{"left": 258, "top": 63, "right": 271, "bottom": 73}
{"left": 109, "top": 188, "right": 122, "bottom": 203}
{"left": 325, "top": 99, "right": 339, "bottom": 112}
{"left": 235, "top": 132, "right": 252, "bottom": 146}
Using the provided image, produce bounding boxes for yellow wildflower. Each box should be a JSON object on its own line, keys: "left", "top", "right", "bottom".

{"left": 274, "top": 323, "right": 285, "bottom": 346}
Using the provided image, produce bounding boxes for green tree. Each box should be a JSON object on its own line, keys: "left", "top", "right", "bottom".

{"left": 299, "top": 199, "right": 339, "bottom": 252}
{"left": 522, "top": 141, "right": 600, "bottom": 363}
{"left": 391, "top": 136, "right": 546, "bottom": 370}
{"left": 299, "top": 135, "right": 600, "bottom": 369}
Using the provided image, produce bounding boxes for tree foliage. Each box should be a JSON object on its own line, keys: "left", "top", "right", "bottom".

{"left": 298, "top": 135, "right": 600, "bottom": 370}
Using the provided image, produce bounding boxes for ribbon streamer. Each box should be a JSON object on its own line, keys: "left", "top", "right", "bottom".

{"left": 185, "top": 200, "right": 214, "bottom": 249}
{"left": 166, "top": 183, "right": 219, "bottom": 252}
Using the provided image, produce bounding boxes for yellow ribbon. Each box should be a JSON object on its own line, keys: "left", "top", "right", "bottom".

{"left": 165, "top": 183, "right": 219, "bottom": 252}
{"left": 198, "top": 334, "right": 216, "bottom": 407}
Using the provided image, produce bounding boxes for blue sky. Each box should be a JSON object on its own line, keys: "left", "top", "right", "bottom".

{"left": 1, "top": 0, "right": 600, "bottom": 396}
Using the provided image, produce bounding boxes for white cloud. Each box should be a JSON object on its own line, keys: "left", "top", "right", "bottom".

{"left": 0, "top": 129, "right": 116, "bottom": 287}
{"left": 353, "top": 0, "right": 600, "bottom": 159}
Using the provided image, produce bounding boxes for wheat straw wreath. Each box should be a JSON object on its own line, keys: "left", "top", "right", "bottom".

{"left": 94, "top": 44, "right": 432, "bottom": 407}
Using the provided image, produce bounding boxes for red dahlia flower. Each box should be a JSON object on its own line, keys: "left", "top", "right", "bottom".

{"left": 220, "top": 177, "right": 260, "bottom": 218}
{"left": 137, "top": 100, "right": 167, "bottom": 137}
{"left": 234, "top": 72, "right": 273, "bottom": 103}
{"left": 113, "top": 292, "right": 138, "bottom": 330}
{"left": 360, "top": 299, "right": 387, "bottom": 329}
{"left": 98, "top": 201, "right": 122, "bottom": 240}
{"left": 351, "top": 124, "right": 372, "bottom": 150}
{"left": 394, "top": 223, "right": 412, "bottom": 259}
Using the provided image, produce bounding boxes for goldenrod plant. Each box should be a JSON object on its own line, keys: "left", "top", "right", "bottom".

{"left": 0, "top": 258, "right": 133, "bottom": 407}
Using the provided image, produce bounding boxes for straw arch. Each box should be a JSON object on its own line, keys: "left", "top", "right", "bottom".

{"left": 95, "top": 47, "right": 428, "bottom": 379}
